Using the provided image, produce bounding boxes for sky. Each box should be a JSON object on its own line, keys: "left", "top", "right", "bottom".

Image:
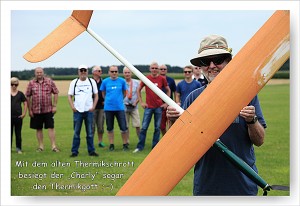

{"left": 10, "top": 8, "right": 276, "bottom": 71}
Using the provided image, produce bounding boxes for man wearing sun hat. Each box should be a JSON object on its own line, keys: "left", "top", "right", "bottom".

{"left": 68, "top": 65, "right": 99, "bottom": 157}
{"left": 190, "top": 34, "right": 233, "bottom": 83}
{"left": 167, "top": 34, "right": 267, "bottom": 195}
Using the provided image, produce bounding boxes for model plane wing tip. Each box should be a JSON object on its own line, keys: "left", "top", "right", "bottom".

{"left": 23, "top": 52, "right": 44, "bottom": 63}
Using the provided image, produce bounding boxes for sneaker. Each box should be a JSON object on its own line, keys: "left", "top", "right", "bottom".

{"left": 123, "top": 143, "right": 129, "bottom": 151}
{"left": 98, "top": 142, "right": 105, "bottom": 148}
{"left": 17, "top": 150, "right": 22, "bottom": 154}
{"left": 109, "top": 144, "right": 115, "bottom": 151}
{"left": 132, "top": 148, "right": 140, "bottom": 153}
{"left": 89, "top": 151, "right": 99, "bottom": 157}
{"left": 70, "top": 153, "right": 78, "bottom": 157}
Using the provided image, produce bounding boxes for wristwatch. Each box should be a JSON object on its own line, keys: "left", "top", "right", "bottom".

{"left": 246, "top": 115, "right": 258, "bottom": 124}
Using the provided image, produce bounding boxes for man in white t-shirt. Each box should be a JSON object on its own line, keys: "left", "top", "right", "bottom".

{"left": 67, "top": 65, "right": 99, "bottom": 157}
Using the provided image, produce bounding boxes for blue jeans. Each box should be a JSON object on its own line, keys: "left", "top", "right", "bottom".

{"left": 71, "top": 111, "right": 95, "bottom": 154}
{"left": 136, "top": 107, "right": 162, "bottom": 150}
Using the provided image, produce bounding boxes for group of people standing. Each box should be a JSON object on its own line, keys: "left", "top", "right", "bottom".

{"left": 11, "top": 61, "right": 207, "bottom": 156}
{"left": 11, "top": 34, "right": 267, "bottom": 196}
{"left": 11, "top": 67, "right": 60, "bottom": 154}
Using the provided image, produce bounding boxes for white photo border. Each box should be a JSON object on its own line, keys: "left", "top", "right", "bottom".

{"left": 1, "top": 1, "right": 299, "bottom": 206}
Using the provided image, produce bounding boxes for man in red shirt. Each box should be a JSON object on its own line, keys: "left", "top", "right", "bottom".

{"left": 26, "top": 67, "right": 59, "bottom": 152}
{"left": 133, "top": 62, "right": 170, "bottom": 153}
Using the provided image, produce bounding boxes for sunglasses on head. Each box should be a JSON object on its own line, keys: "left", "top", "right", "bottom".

{"left": 79, "top": 68, "right": 87, "bottom": 72}
{"left": 11, "top": 84, "right": 19, "bottom": 86}
{"left": 184, "top": 71, "right": 192, "bottom": 74}
{"left": 110, "top": 70, "right": 118, "bottom": 73}
{"left": 199, "top": 55, "right": 229, "bottom": 67}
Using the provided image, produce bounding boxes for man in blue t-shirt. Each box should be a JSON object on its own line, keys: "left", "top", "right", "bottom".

{"left": 176, "top": 65, "right": 202, "bottom": 107}
{"left": 100, "top": 65, "right": 129, "bottom": 151}
{"left": 167, "top": 34, "right": 267, "bottom": 196}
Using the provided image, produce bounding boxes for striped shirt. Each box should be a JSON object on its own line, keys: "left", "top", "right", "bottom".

{"left": 26, "top": 77, "right": 59, "bottom": 114}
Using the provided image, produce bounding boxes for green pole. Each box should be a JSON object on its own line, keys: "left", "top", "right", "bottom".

{"left": 213, "top": 139, "right": 271, "bottom": 192}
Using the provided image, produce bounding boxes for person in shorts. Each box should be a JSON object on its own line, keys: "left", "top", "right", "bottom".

{"left": 100, "top": 65, "right": 129, "bottom": 151}
{"left": 92, "top": 65, "right": 106, "bottom": 148}
{"left": 123, "top": 67, "right": 141, "bottom": 143}
{"left": 26, "top": 67, "right": 60, "bottom": 152}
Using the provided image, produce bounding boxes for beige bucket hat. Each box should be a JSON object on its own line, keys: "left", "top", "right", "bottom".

{"left": 190, "top": 34, "right": 232, "bottom": 66}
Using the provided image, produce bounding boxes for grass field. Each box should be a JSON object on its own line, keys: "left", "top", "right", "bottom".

{"left": 11, "top": 81, "right": 290, "bottom": 196}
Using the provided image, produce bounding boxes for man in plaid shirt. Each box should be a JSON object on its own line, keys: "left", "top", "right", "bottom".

{"left": 26, "top": 67, "right": 60, "bottom": 152}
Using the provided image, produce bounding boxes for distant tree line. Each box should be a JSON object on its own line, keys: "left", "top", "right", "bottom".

{"left": 11, "top": 59, "right": 289, "bottom": 80}
{"left": 11, "top": 64, "right": 183, "bottom": 80}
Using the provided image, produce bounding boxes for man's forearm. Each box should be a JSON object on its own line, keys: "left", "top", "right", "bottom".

{"left": 53, "top": 94, "right": 58, "bottom": 106}
{"left": 248, "top": 122, "right": 265, "bottom": 147}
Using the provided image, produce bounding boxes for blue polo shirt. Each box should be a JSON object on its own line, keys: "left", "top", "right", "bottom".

{"left": 183, "top": 85, "right": 267, "bottom": 195}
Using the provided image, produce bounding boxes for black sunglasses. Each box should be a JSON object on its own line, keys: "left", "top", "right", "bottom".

{"left": 160, "top": 68, "right": 167, "bottom": 71}
{"left": 110, "top": 70, "right": 118, "bottom": 73}
{"left": 184, "top": 71, "right": 192, "bottom": 74}
{"left": 11, "top": 84, "right": 19, "bottom": 86}
{"left": 199, "top": 55, "right": 229, "bottom": 67}
{"left": 79, "top": 69, "right": 87, "bottom": 72}
{"left": 151, "top": 67, "right": 159, "bottom": 70}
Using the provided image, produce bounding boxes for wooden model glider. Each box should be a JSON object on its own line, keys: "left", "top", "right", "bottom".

{"left": 23, "top": 10, "right": 290, "bottom": 195}
{"left": 24, "top": 11, "right": 93, "bottom": 63}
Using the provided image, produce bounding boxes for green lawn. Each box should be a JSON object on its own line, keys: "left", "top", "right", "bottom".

{"left": 11, "top": 84, "right": 289, "bottom": 196}
{"left": 255, "top": 84, "right": 290, "bottom": 196}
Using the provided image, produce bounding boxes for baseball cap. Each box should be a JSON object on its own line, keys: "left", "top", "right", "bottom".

{"left": 190, "top": 34, "right": 232, "bottom": 66}
{"left": 78, "top": 64, "right": 88, "bottom": 70}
